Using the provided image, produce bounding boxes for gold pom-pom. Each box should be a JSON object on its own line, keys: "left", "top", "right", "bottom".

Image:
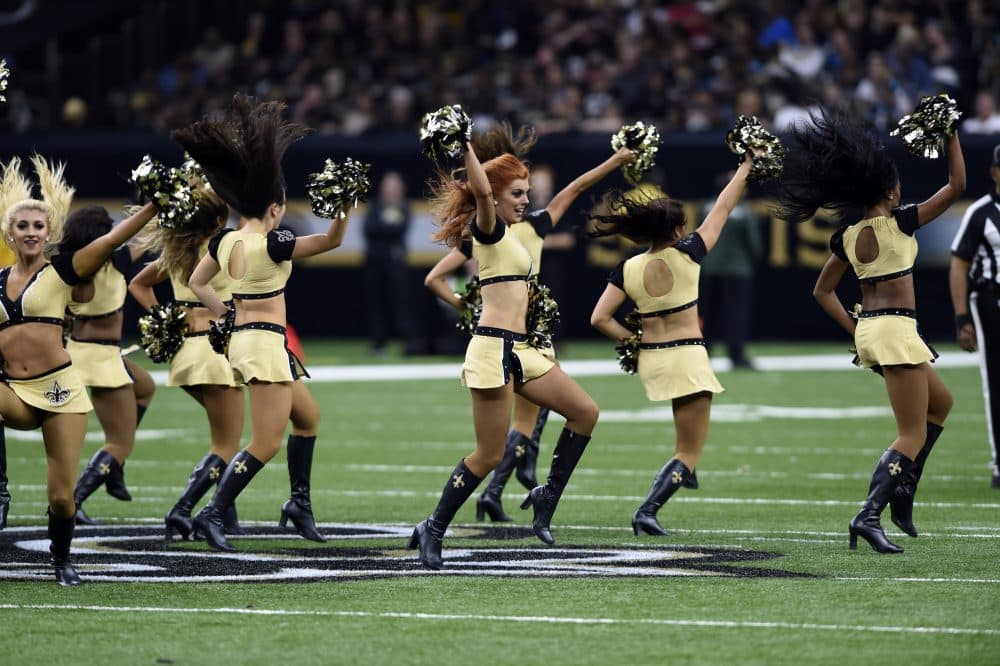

{"left": 615, "top": 309, "right": 643, "bottom": 374}
{"left": 890, "top": 93, "right": 962, "bottom": 159}
{"left": 306, "top": 157, "right": 372, "bottom": 219}
{"left": 0, "top": 59, "right": 10, "bottom": 103}
{"left": 208, "top": 306, "right": 235, "bottom": 356}
{"left": 611, "top": 122, "right": 661, "bottom": 185}
{"left": 726, "top": 116, "right": 784, "bottom": 182}
{"left": 526, "top": 276, "right": 560, "bottom": 350}
{"left": 455, "top": 275, "right": 482, "bottom": 336}
{"left": 138, "top": 303, "right": 189, "bottom": 363}
{"left": 420, "top": 105, "right": 472, "bottom": 163}
{"left": 130, "top": 155, "right": 199, "bottom": 229}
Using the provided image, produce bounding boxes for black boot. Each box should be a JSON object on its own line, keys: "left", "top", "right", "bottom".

{"left": 165, "top": 453, "right": 224, "bottom": 545}
{"left": 683, "top": 469, "right": 699, "bottom": 490}
{"left": 105, "top": 460, "right": 132, "bottom": 502}
{"left": 515, "top": 408, "right": 549, "bottom": 490}
{"left": 48, "top": 508, "right": 82, "bottom": 586}
{"left": 224, "top": 503, "right": 244, "bottom": 535}
{"left": 74, "top": 450, "right": 121, "bottom": 525}
{"left": 407, "top": 459, "right": 482, "bottom": 570}
{"left": 520, "top": 428, "right": 590, "bottom": 545}
{"left": 0, "top": 425, "right": 10, "bottom": 530}
{"left": 849, "top": 448, "right": 913, "bottom": 554}
{"left": 889, "top": 423, "right": 943, "bottom": 538}
{"left": 279, "top": 435, "right": 326, "bottom": 542}
{"left": 475, "top": 431, "right": 523, "bottom": 523}
{"left": 632, "top": 458, "right": 691, "bottom": 536}
{"left": 193, "top": 451, "right": 264, "bottom": 552}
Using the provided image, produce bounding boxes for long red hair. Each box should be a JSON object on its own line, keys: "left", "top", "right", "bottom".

{"left": 430, "top": 153, "right": 529, "bottom": 247}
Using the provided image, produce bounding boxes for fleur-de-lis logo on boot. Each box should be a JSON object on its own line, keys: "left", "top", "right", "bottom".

{"left": 888, "top": 461, "right": 902, "bottom": 476}
{"left": 515, "top": 444, "right": 526, "bottom": 458}
{"left": 452, "top": 473, "right": 465, "bottom": 489}
{"left": 44, "top": 380, "right": 71, "bottom": 405}
{"left": 671, "top": 471, "right": 684, "bottom": 484}
{"left": 209, "top": 466, "right": 221, "bottom": 480}
{"left": 99, "top": 463, "right": 111, "bottom": 476}
{"left": 234, "top": 460, "right": 248, "bottom": 474}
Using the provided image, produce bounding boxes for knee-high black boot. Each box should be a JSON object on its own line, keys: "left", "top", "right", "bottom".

{"left": 193, "top": 450, "right": 263, "bottom": 552}
{"left": 475, "top": 431, "right": 524, "bottom": 523}
{"left": 0, "top": 426, "right": 10, "bottom": 530}
{"left": 165, "top": 453, "right": 225, "bottom": 545}
{"left": 889, "top": 423, "right": 943, "bottom": 538}
{"left": 849, "top": 448, "right": 913, "bottom": 554}
{"left": 74, "top": 450, "right": 125, "bottom": 525}
{"left": 632, "top": 458, "right": 691, "bottom": 536}
{"left": 104, "top": 458, "right": 132, "bottom": 503}
{"left": 280, "top": 434, "right": 326, "bottom": 542}
{"left": 520, "top": 428, "right": 590, "bottom": 545}
{"left": 48, "top": 508, "right": 82, "bottom": 586}
{"left": 408, "top": 459, "right": 482, "bottom": 570}
{"left": 515, "top": 408, "right": 550, "bottom": 490}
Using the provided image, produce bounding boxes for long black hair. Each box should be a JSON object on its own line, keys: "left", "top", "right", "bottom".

{"left": 58, "top": 205, "right": 113, "bottom": 254}
{"left": 774, "top": 107, "right": 899, "bottom": 224}
{"left": 171, "top": 94, "right": 310, "bottom": 219}
{"left": 589, "top": 192, "right": 687, "bottom": 245}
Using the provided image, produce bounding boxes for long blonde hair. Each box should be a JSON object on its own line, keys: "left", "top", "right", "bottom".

{"left": 0, "top": 155, "right": 75, "bottom": 253}
{"left": 140, "top": 188, "right": 229, "bottom": 282}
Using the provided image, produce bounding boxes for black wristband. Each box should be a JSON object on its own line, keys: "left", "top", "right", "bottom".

{"left": 955, "top": 313, "right": 973, "bottom": 330}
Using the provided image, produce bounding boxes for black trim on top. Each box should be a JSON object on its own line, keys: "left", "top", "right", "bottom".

{"left": 234, "top": 288, "right": 284, "bottom": 300}
{"left": 859, "top": 268, "right": 912, "bottom": 285}
{"left": 69, "top": 336, "right": 121, "bottom": 346}
{"left": 0, "top": 316, "right": 66, "bottom": 332}
{"left": 638, "top": 299, "right": 698, "bottom": 318}
{"left": 478, "top": 274, "right": 528, "bottom": 287}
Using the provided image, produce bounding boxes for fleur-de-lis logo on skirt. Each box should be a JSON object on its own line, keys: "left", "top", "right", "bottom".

{"left": 671, "top": 471, "right": 684, "bottom": 484}
{"left": 452, "top": 473, "right": 465, "bottom": 489}
{"left": 44, "top": 380, "right": 71, "bottom": 405}
{"left": 888, "top": 461, "right": 902, "bottom": 476}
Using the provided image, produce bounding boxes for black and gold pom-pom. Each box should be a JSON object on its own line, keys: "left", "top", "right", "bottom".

{"left": 306, "top": 157, "right": 373, "bottom": 219}
{"left": 420, "top": 104, "right": 472, "bottom": 163}
{"left": 455, "top": 275, "right": 482, "bottom": 336}
{"left": 726, "top": 116, "right": 784, "bottom": 182}
{"left": 615, "top": 309, "right": 643, "bottom": 374}
{"left": 208, "top": 305, "right": 235, "bottom": 356}
{"left": 526, "top": 276, "right": 561, "bottom": 350}
{"left": 130, "top": 155, "right": 198, "bottom": 229}
{"left": 611, "top": 122, "right": 661, "bottom": 185}
{"left": 180, "top": 153, "right": 206, "bottom": 186}
{"left": 890, "top": 93, "right": 962, "bottom": 159}
{"left": 138, "top": 303, "right": 189, "bottom": 363}
{"left": 0, "top": 59, "right": 9, "bottom": 103}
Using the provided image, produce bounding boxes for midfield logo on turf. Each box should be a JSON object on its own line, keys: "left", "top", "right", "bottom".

{"left": 0, "top": 524, "right": 810, "bottom": 583}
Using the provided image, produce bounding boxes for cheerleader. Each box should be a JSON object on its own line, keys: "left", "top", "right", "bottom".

{"left": 128, "top": 188, "right": 246, "bottom": 544}
{"left": 175, "top": 94, "right": 348, "bottom": 552}
{"left": 0, "top": 155, "right": 156, "bottom": 584}
{"left": 424, "top": 123, "right": 635, "bottom": 522}
{"left": 409, "top": 138, "right": 601, "bottom": 570}
{"left": 775, "top": 108, "right": 965, "bottom": 553}
{"left": 58, "top": 206, "right": 157, "bottom": 525}
{"left": 589, "top": 154, "right": 754, "bottom": 536}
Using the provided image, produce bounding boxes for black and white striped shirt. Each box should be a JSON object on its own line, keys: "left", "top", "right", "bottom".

{"left": 952, "top": 191, "right": 1000, "bottom": 289}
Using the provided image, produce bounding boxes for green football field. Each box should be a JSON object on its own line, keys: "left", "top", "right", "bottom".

{"left": 2, "top": 341, "right": 998, "bottom": 665}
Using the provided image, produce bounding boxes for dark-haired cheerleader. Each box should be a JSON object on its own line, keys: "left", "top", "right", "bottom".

{"left": 60, "top": 206, "right": 156, "bottom": 525}
{"left": 176, "top": 94, "right": 350, "bottom": 552}
{"left": 0, "top": 155, "right": 157, "bottom": 584}
{"left": 775, "top": 108, "right": 965, "bottom": 553}
{"left": 424, "top": 122, "right": 635, "bottom": 522}
{"left": 589, "top": 154, "right": 754, "bottom": 535}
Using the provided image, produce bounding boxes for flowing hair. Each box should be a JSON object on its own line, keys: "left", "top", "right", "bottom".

{"left": 471, "top": 121, "right": 536, "bottom": 162}
{"left": 140, "top": 189, "right": 229, "bottom": 282}
{"left": 170, "top": 93, "right": 310, "bottom": 219}
{"left": 774, "top": 107, "right": 899, "bottom": 224}
{"left": 58, "top": 205, "right": 114, "bottom": 254}
{"left": 430, "top": 153, "right": 530, "bottom": 247}
{"left": 588, "top": 192, "right": 687, "bottom": 245}
{"left": 0, "top": 155, "right": 75, "bottom": 252}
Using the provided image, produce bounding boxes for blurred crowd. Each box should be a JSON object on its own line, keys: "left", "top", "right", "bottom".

{"left": 47, "top": 0, "right": 1000, "bottom": 135}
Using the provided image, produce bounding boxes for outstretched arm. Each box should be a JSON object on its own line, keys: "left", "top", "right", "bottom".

{"left": 292, "top": 212, "right": 353, "bottom": 258}
{"left": 72, "top": 202, "right": 158, "bottom": 278}
{"left": 424, "top": 248, "right": 471, "bottom": 310}
{"left": 917, "top": 132, "right": 966, "bottom": 226}
{"left": 465, "top": 142, "right": 496, "bottom": 237}
{"left": 695, "top": 154, "right": 753, "bottom": 253}
{"left": 128, "top": 261, "right": 168, "bottom": 312}
{"left": 546, "top": 148, "right": 635, "bottom": 226}
{"left": 591, "top": 284, "right": 632, "bottom": 342}
{"left": 812, "top": 254, "right": 855, "bottom": 337}
{"left": 188, "top": 254, "right": 228, "bottom": 318}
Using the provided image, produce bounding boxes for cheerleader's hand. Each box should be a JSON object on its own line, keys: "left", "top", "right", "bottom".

{"left": 614, "top": 147, "right": 637, "bottom": 165}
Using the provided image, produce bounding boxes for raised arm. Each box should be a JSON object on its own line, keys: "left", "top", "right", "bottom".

{"left": 812, "top": 254, "right": 855, "bottom": 337}
{"left": 72, "top": 202, "right": 157, "bottom": 278}
{"left": 292, "top": 212, "right": 353, "bottom": 258}
{"left": 916, "top": 131, "right": 966, "bottom": 226}
{"left": 695, "top": 154, "right": 753, "bottom": 253}
{"left": 949, "top": 255, "right": 976, "bottom": 351}
{"left": 590, "top": 284, "right": 633, "bottom": 342}
{"left": 546, "top": 148, "right": 635, "bottom": 225}
{"left": 188, "top": 254, "right": 228, "bottom": 318}
{"left": 424, "top": 248, "right": 471, "bottom": 310}
{"left": 465, "top": 142, "right": 496, "bottom": 236}
{"left": 128, "top": 261, "right": 168, "bottom": 312}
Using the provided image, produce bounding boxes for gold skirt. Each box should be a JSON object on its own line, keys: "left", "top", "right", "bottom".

{"left": 168, "top": 333, "right": 237, "bottom": 387}
{"left": 228, "top": 324, "right": 303, "bottom": 384}
{"left": 637, "top": 340, "right": 724, "bottom": 402}
{"left": 461, "top": 326, "right": 555, "bottom": 389}
{"left": 854, "top": 313, "right": 935, "bottom": 368}
{"left": 66, "top": 338, "right": 132, "bottom": 389}
{"left": 6, "top": 362, "right": 94, "bottom": 414}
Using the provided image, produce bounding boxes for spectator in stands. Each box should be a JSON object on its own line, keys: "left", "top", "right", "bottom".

{"left": 963, "top": 91, "right": 1000, "bottom": 135}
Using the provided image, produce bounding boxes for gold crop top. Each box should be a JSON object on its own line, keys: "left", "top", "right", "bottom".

{"left": 67, "top": 246, "right": 131, "bottom": 319}
{"left": 830, "top": 204, "right": 920, "bottom": 284}
{"left": 469, "top": 220, "right": 532, "bottom": 286}
{"left": 461, "top": 210, "right": 553, "bottom": 278}
{"left": 608, "top": 233, "right": 707, "bottom": 317}
{"left": 208, "top": 227, "right": 295, "bottom": 299}
{"left": 0, "top": 253, "right": 82, "bottom": 331}
{"left": 170, "top": 243, "right": 233, "bottom": 306}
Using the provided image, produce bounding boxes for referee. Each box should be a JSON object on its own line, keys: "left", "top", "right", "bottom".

{"left": 950, "top": 143, "right": 1000, "bottom": 488}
